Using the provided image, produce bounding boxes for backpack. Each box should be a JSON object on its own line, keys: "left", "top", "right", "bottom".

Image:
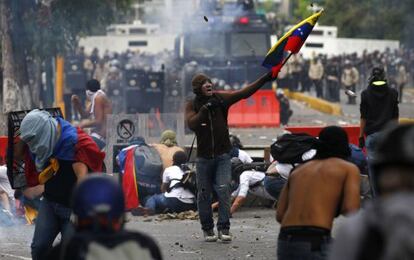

{"left": 167, "top": 164, "right": 197, "bottom": 196}
{"left": 270, "top": 133, "right": 318, "bottom": 164}
{"left": 133, "top": 144, "right": 163, "bottom": 190}
{"left": 231, "top": 157, "right": 270, "bottom": 182}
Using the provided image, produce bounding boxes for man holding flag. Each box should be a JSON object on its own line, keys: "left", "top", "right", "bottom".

{"left": 184, "top": 7, "right": 323, "bottom": 244}
{"left": 185, "top": 72, "right": 273, "bottom": 242}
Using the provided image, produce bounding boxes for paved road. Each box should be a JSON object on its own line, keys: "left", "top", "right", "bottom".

{"left": 0, "top": 208, "right": 348, "bottom": 260}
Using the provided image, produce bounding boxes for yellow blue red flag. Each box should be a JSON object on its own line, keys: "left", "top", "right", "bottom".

{"left": 263, "top": 9, "right": 324, "bottom": 78}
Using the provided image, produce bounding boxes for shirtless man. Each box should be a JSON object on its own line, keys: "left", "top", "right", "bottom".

{"left": 72, "top": 79, "right": 112, "bottom": 149}
{"left": 276, "top": 126, "right": 360, "bottom": 260}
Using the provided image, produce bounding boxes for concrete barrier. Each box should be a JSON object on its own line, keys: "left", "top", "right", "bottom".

{"left": 283, "top": 89, "right": 343, "bottom": 116}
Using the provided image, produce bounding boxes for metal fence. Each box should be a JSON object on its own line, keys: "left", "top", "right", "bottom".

{"left": 105, "top": 113, "right": 190, "bottom": 174}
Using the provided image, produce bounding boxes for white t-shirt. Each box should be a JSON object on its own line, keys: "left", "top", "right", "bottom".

{"left": 231, "top": 170, "right": 274, "bottom": 200}
{"left": 277, "top": 149, "right": 317, "bottom": 180}
{"left": 0, "top": 165, "right": 13, "bottom": 198}
{"left": 238, "top": 149, "right": 253, "bottom": 164}
{"left": 163, "top": 165, "right": 195, "bottom": 204}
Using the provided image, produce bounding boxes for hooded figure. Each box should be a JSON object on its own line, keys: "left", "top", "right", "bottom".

{"left": 360, "top": 67, "right": 399, "bottom": 138}
{"left": 359, "top": 67, "right": 399, "bottom": 197}
{"left": 160, "top": 130, "right": 178, "bottom": 147}
{"left": 152, "top": 130, "right": 184, "bottom": 170}
{"left": 19, "top": 109, "right": 105, "bottom": 260}
{"left": 20, "top": 109, "right": 60, "bottom": 171}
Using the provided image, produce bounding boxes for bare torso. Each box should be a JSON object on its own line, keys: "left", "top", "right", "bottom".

{"left": 277, "top": 158, "right": 360, "bottom": 230}
{"left": 91, "top": 93, "right": 112, "bottom": 138}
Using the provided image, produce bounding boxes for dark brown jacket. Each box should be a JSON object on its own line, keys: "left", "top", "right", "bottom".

{"left": 185, "top": 73, "right": 270, "bottom": 158}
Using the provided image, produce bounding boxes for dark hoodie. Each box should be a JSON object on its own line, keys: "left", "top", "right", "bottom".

{"left": 360, "top": 81, "right": 399, "bottom": 135}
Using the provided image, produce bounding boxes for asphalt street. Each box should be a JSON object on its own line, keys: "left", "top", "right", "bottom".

{"left": 0, "top": 208, "right": 349, "bottom": 260}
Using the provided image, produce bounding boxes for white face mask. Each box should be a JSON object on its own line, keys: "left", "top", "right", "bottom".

{"left": 86, "top": 90, "right": 95, "bottom": 100}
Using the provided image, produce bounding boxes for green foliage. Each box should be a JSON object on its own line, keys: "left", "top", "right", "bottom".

{"left": 21, "top": 0, "right": 133, "bottom": 59}
{"left": 257, "top": 0, "right": 278, "bottom": 14}
{"left": 291, "top": 0, "right": 314, "bottom": 21}
{"left": 304, "top": 0, "right": 414, "bottom": 46}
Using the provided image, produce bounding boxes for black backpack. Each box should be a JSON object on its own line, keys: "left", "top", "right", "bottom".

{"left": 231, "top": 157, "right": 270, "bottom": 182}
{"left": 270, "top": 133, "right": 318, "bottom": 164}
{"left": 167, "top": 164, "right": 197, "bottom": 196}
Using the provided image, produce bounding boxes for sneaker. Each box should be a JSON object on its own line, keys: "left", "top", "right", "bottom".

{"left": 203, "top": 229, "right": 217, "bottom": 242}
{"left": 218, "top": 229, "right": 232, "bottom": 242}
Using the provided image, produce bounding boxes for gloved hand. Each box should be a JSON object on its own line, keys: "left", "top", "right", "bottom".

{"left": 203, "top": 98, "right": 220, "bottom": 111}
{"left": 359, "top": 136, "right": 365, "bottom": 149}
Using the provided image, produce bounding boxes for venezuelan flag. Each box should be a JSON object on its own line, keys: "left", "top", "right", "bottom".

{"left": 23, "top": 117, "right": 105, "bottom": 186}
{"left": 263, "top": 9, "right": 324, "bottom": 78}
{"left": 117, "top": 145, "right": 140, "bottom": 210}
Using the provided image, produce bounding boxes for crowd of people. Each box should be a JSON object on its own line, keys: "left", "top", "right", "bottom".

{"left": 0, "top": 43, "right": 412, "bottom": 259}
{"left": 277, "top": 47, "right": 413, "bottom": 104}
{"left": 55, "top": 46, "right": 413, "bottom": 139}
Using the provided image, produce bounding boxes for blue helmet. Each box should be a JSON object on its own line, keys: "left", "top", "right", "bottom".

{"left": 72, "top": 175, "right": 125, "bottom": 224}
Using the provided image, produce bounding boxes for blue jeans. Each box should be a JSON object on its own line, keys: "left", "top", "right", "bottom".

{"left": 31, "top": 198, "right": 74, "bottom": 260}
{"left": 264, "top": 175, "right": 287, "bottom": 200}
{"left": 196, "top": 153, "right": 231, "bottom": 231}
{"left": 145, "top": 194, "right": 196, "bottom": 214}
{"left": 366, "top": 132, "right": 382, "bottom": 197}
{"left": 138, "top": 184, "right": 161, "bottom": 206}
{"left": 277, "top": 238, "right": 330, "bottom": 260}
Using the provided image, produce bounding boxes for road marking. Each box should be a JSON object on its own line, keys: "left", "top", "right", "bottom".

{"left": 0, "top": 253, "right": 31, "bottom": 260}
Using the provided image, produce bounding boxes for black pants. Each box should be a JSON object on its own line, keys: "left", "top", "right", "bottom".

{"left": 312, "top": 80, "right": 323, "bottom": 98}
{"left": 345, "top": 84, "right": 356, "bottom": 104}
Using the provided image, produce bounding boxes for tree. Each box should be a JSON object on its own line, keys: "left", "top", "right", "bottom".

{"left": 1, "top": 0, "right": 33, "bottom": 112}
{"left": 1, "top": 0, "right": 133, "bottom": 113}
{"left": 289, "top": 0, "right": 414, "bottom": 47}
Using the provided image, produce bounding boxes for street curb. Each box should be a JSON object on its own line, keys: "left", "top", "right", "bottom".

{"left": 399, "top": 118, "right": 414, "bottom": 124}
{"left": 283, "top": 89, "right": 343, "bottom": 116}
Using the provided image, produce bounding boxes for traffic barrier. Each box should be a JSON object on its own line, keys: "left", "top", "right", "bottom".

{"left": 284, "top": 89, "right": 343, "bottom": 116}
{"left": 227, "top": 90, "right": 280, "bottom": 127}
{"left": 285, "top": 125, "right": 360, "bottom": 146}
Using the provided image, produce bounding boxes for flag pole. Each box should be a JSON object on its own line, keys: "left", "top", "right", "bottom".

{"left": 282, "top": 52, "right": 293, "bottom": 67}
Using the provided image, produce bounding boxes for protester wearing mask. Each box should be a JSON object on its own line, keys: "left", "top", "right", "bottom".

{"left": 72, "top": 79, "right": 112, "bottom": 149}
{"left": 152, "top": 130, "right": 185, "bottom": 170}
{"left": 185, "top": 71, "right": 272, "bottom": 242}
{"left": 359, "top": 67, "right": 399, "bottom": 197}
{"left": 14, "top": 109, "right": 105, "bottom": 260}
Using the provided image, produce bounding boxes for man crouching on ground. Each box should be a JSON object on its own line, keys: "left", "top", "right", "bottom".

{"left": 185, "top": 72, "right": 272, "bottom": 242}
{"left": 276, "top": 126, "right": 360, "bottom": 259}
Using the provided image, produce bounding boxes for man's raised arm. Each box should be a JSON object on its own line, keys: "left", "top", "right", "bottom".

{"left": 222, "top": 72, "right": 272, "bottom": 106}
